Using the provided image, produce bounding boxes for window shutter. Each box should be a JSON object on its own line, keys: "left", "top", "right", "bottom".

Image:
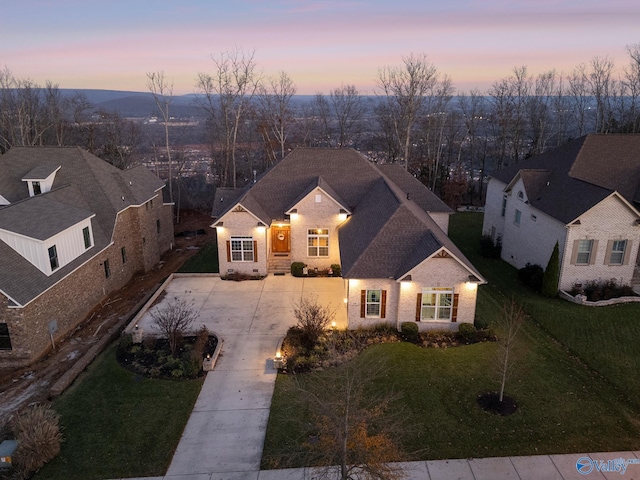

{"left": 360, "top": 290, "right": 366, "bottom": 318}
{"left": 604, "top": 240, "right": 613, "bottom": 265}
{"left": 589, "top": 240, "right": 599, "bottom": 265}
{"left": 253, "top": 241, "right": 258, "bottom": 262}
{"left": 226, "top": 241, "right": 231, "bottom": 262}
{"left": 415, "top": 293, "right": 422, "bottom": 322}
{"left": 381, "top": 290, "right": 387, "bottom": 319}
{"left": 570, "top": 240, "right": 579, "bottom": 265}
{"left": 623, "top": 240, "right": 632, "bottom": 265}
{"left": 452, "top": 294, "right": 459, "bottom": 323}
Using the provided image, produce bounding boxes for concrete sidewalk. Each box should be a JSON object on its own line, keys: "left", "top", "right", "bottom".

{"left": 120, "top": 275, "right": 640, "bottom": 480}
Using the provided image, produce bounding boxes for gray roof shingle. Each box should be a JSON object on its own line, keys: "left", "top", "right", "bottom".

{"left": 0, "top": 146, "right": 165, "bottom": 306}
{"left": 490, "top": 135, "right": 639, "bottom": 224}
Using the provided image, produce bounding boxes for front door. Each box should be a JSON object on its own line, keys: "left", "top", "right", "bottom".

{"left": 271, "top": 226, "right": 290, "bottom": 253}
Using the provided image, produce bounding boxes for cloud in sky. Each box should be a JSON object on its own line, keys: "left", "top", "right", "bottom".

{"left": 2, "top": 0, "right": 639, "bottom": 94}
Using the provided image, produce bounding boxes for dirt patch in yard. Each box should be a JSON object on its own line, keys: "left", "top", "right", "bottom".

{"left": 0, "top": 210, "right": 214, "bottom": 426}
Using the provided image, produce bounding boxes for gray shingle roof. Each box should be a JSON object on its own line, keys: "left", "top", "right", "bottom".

{"left": 212, "top": 147, "right": 480, "bottom": 281}
{"left": 0, "top": 146, "right": 165, "bottom": 306}
{"left": 490, "top": 135, "right": 638, "bottom": 224}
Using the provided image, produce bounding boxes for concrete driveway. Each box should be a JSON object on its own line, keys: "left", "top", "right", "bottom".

{"left": 133, "top": 274, "right": 346, "bottom": 480}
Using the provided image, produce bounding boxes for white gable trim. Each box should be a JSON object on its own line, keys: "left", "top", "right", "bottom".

{"left": 567, "top": 191, "right": 640, "bottom": 226}
{"left": 399, "top": 247, "right": 487, "bottom": 285}
{"left": 285, "top": 186, "right": 352, "bottom": 216}
{"left": 212, "top": 202, "right": 267, "bottom": 227}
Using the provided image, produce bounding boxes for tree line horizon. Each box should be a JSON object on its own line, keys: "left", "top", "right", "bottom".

{"left": 1, "top": 43, "right": 639, "bottom": 208}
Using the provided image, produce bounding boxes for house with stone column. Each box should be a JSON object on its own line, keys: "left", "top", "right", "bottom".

{"left": 211, "top": 148, "right": 485, "bottom": 332}
{"left": 0, "top": 146, "right": 174, "bottom": 367}
{"left": 483, "top": 134, "right": 640, "bottom": 292}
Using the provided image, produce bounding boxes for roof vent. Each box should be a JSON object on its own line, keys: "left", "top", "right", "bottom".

{"left": 121, "top": 196, "right": 125, "bottom": 201}
{"left": 406, "top": 192, "right": 411, "bottom": 200}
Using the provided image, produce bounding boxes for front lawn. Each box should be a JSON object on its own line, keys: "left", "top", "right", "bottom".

{"left": 262, "top": 211, "right": 640, "bottom": 467}
{"left": 450, "top": 212, "right": 640, "bottom": 405}
{"left": 34, "top": 346, "right": 203, "bottom": 480}
{"left": 263, "top": 331, "right": 640, "bottom": 467}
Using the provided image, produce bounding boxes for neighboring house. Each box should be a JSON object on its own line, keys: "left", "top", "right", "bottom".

{"left": 0, "top": 147, "right": 174, "bottom": 367}
{"left": 211, "top": 148, "right": 485, "bottom": 331}
{"left": 483, "top": 134, "right": 640, "bottom": 292}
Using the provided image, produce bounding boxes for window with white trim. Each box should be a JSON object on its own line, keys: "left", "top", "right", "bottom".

{"left": 231, "top": 236, "right": 254, "bottom": 262}
{"left": 576, "top": 239, "right": 594, "bottom": 265}
{"left": 501, "top": 195, "right": 507, "bottom": 217}
{"left": 308, "top": 229, "right": 329, "bottom": 257}
{"left": 514, "top": 209, "right": 521, "bottom": 226}
{"left": 365, "top": 290, "right": 382, "bottom": 318}
{"left": 610, "top": 240, "right": 627, "bottom": 265}
{"left": 421, "top": 288, "right": 453, "bottom": 321}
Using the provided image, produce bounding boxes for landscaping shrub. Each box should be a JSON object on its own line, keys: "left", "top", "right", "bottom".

{"left": 518, "top": 263, "right": 544, "bottom": 292}
{"left": 457, "top": 323, "right": 477, "bottom": 343}
{"left": 330, "top": 263, "right": 342, "bottom": 277}
{"left": 400, "top": 322, "right": 420, "bottom": 343}
{"left": 12, "top": 403, "right": 62, "bottom": 474}
{"left": 291, "top": 262, "right": 306, "bottom": 277}
{"left": 582, "top": 279, "right": 637, "bottom": 302}
{"left": 542, "top": 241, "right": 560, "bottom": 298}
{"left": 480, "top": 235, "right": 502, "bottom": 258}
{"left": 293, "top": 296, "right": 336, "bottom": 350}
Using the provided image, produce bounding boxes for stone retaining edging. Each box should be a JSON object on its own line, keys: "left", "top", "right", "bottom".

{"left": 559, "top": 290, "right": 640, "bottom": 307}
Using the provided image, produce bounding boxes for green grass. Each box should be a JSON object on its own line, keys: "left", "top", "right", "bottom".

{"left": 178, "top": 240, "right": 219, "bottom": 273}
{"left": 34, "top": 346, "right": 203, "bottom": 480}
{"left": 450, "top": 212, "right": 640, "bottom": 405}
{"left": 262, "top": 211, "right": 640, "bottom": 467}
{"left": 263, "top": 336, "right": 640, "bottom": 467}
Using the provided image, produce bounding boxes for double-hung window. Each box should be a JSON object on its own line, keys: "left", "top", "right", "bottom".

{"left": 308, "top": 229, "right": 329, "bottom": 257}
{"left": 365, "top": 290, "right": 382, "bottom": 318}
{"left": 420, "top": 288, "right": 454, "bottom": 321}
{"left": 609, "top": 240, "right": 627, "bottom": 265}
{"left": 501, "top": 195, "right": 507, "bottom": 217}
{"left": 230, "top": 236, "right": 254, "bottom": 262}
{"left": 514, "top": 209, "right": 522, "bottom": 226}
{"left": 576, "top": 239, "right": 594, "bottom": 265}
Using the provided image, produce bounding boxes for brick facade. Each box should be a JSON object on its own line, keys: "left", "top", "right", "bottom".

{"left": 0, "top": 200, "right": 173, "bottom": 367}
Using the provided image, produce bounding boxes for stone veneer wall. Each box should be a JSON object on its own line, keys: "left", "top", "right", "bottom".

{"left": 0, "top": 200, "right": 173, "bottom": 367}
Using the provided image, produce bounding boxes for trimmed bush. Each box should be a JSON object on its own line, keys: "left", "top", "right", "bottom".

{"left": 330, "top": 263, "right": 342, "bottom": 277}
{"left": 457, "top": 323, "right": 477, "bottom": 343}
{"left": 518, "top": 263, "right": 544, "bottom": 293}
{"left": 400, "top": 321, "right": 420, "bottom": 343}
{"left": 583, "top": 279, "right": 637, "bottom": 302}
{"left": 291, "top": 262, "right": 306, "bottom": 277}
{"left": 12, "top": 403, "right": 63, "bottom": 474}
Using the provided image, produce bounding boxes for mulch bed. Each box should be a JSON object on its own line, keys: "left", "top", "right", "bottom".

{"left": 476, "top": 391, "right": 518, "bottom": 416}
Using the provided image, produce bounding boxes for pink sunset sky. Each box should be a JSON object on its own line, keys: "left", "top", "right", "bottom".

{"left": 3, "top": 0, "right": 639, "bottom": 95}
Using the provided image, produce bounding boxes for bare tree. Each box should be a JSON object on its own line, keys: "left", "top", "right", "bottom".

{"left": 197, "top": 48, "right": 261, "bottom": 188}
{"left": 623, "top": 43, "right": 640, "bottom": 133}
{"left": 293, "top": 296, "right": 336, "bottom": 350}
{"left": 330, "top": 84, "right": 367, "bottom": 148}
{"left": 293, "top": 358, "right": 407, "bottom": 480}
{"left": 256, "top": 71, "right": 297, "bottom": 165}
{"left": 587, "top": 56, "right": 617, "bottom": 134}
{"left": 147, "top": 71, "right": 175, "bottom": 207}
{"left": 456, "top": 90, "right": 488, "bottom": 203}
{"left": 93, "top": 109, "right": 141, "bottom": 169}
{"left": 495, "top": 299, "right": 526, "bottom": 403}
{"left": 376, "top": 53, "right": 440, "bottom": 169}
{"left": 150, "top": 296, "right": 199, "bottom": 357}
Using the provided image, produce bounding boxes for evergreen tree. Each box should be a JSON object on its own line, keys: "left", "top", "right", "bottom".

{"left": 542, "top": 241, "right": 560, "bottom": 297}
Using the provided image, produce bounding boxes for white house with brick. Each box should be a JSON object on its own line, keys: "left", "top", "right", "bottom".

{"left": 212, "top": 148, "right": 486, "bottom": 332}
{"left": 483, "top": 134, "right": 640, "bottom": 291}
{"left": 0, "top": 147, "right": 173, "bottom": 367}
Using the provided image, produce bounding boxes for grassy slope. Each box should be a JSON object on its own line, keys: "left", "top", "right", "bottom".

{"left": 178, "top": 240, "right": 219, "bottom": 273}
{"left": 35, "top": 346, "right": 203, "bottom": 480}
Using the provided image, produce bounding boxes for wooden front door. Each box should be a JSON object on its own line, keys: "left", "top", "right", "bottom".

{"left": 271, "top": 226, "right": 291, "bottom": 253}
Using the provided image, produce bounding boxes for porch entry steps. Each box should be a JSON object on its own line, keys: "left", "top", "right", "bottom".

{"left": 268, "top": 254, "right": 292, "bottom": 275}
